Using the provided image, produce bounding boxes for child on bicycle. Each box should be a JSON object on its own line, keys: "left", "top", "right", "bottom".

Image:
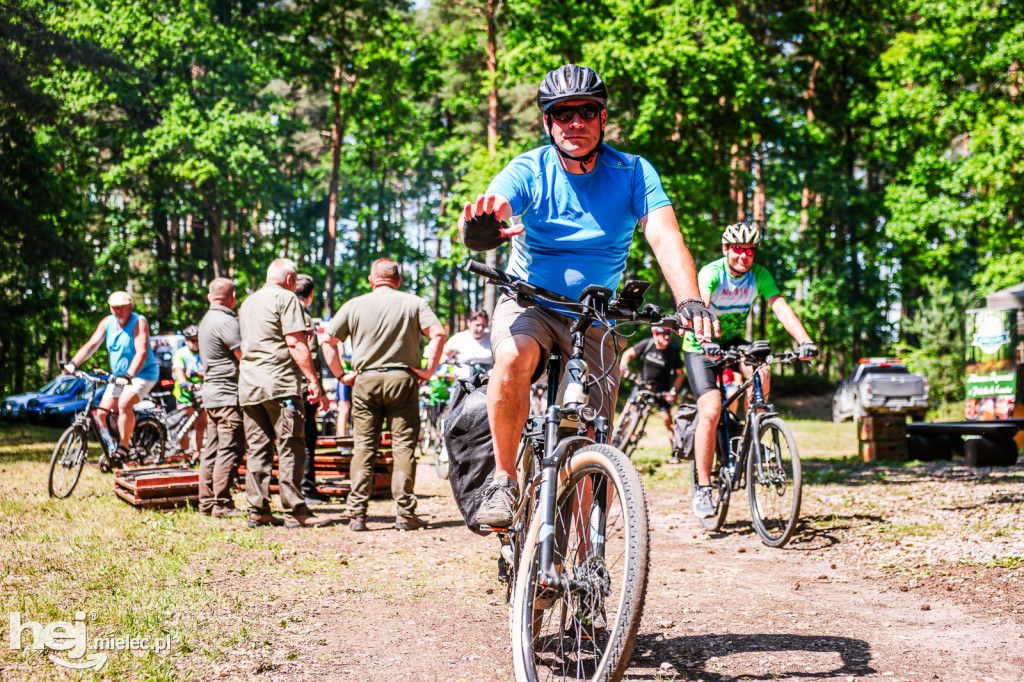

{"left": 172, "top": 324, "right": 207, "bottom": 463}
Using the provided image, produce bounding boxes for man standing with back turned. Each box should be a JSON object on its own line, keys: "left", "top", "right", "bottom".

{"left": 197, "top": 277, "right": 245, "bottom": 518}
{"left": 322, "top": 258, "right": 447, "bottom": 532}
{"left": 238, "top": 259, "right": 329, "bottom": 529}
{"left": 458, "top": 64, "right": 718, "bottom": 528}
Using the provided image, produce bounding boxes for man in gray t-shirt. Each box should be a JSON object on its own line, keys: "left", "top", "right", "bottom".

{"left": 197, "top": 277, "right": 245, "bottom": 518}
{"left": 322, "top": 257, "right": 446, "bottom": 531}
{"left": 238, "top": 258, "right": 328, "bottom": 529}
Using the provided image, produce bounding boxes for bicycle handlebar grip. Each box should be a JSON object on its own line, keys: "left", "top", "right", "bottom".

{"left": 466, "top": 259, "right": 510, "bottom": 284}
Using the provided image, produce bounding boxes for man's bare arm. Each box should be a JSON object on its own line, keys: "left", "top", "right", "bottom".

{"left": 285, "top": 331, "right": 321, "bottom": 402}
{"left": 641, "top": 205, "right": 719, "bottom": 341}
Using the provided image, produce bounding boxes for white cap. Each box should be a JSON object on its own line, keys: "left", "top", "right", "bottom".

{"left": 107, "top": 291, "right": 133, "bottom": 306}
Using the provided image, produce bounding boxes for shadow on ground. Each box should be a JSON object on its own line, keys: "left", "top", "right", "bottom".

{"left": 628, "top": 632, "right": 873, "bottom": 680}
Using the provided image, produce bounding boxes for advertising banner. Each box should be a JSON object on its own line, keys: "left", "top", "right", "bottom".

{"left": 964, "top": 307, "right": 1018, "bottom": 421}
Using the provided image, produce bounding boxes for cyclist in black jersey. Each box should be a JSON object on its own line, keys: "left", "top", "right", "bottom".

{"left": 618, "top": 326, "right": 685, "bottom": 448}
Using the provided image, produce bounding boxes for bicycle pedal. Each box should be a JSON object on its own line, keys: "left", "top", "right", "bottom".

{"left": 479, "top": 524, "right": 510, "bottom": 533}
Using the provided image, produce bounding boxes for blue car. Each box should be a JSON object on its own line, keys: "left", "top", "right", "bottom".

{"left": 2, "top": 376, "right": 79, "bottom": 422}
{"left": 25, "top": 374, "right": 109, "bottom": 427}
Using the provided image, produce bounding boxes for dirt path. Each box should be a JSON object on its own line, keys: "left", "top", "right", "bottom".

{"left": 193, "top": 459, "right": 1024, "bottom": 681}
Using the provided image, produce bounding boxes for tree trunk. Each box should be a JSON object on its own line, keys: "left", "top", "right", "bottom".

{"left": 323, "top": 49, "right": 346, "bottom": 317}
{"left": 482, "top": 0, "right": 500, "bottom": 316}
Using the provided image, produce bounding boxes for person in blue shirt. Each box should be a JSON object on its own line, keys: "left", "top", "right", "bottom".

{"left": 458, "top": 64, "right": 718, "bottom": 527}
{"left": 64, "top": 290, "right": 160, "bottom": 463}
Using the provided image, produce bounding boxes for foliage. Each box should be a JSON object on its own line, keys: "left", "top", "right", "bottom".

{"left": 1, "top": 0, "right": 1022, "bottom": 400}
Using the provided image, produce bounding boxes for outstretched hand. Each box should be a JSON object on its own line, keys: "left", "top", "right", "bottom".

{"left": 461, "top": 194, "right": 523, "bottom": 251}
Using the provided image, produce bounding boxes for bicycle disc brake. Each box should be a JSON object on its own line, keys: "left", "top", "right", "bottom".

{"left": 570, "top": 556, "right": 611, "bottom": 626}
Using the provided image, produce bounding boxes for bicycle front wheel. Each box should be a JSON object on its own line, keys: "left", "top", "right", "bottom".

{"left": 131, "top": 417, "right": 167, "bottom": 466}
{"left": 434, "top": 428, "right": 450, "bottom": 479}
{"left": 511, "top": 444, "right": 649, "bottom": 682}
{"left": 610, "top": 407, "right": 641, "bottom": 458}
{"left": 49, "top": 426, "right": 89, "bottom": 498}
{"left": 746, "top": 417, "right": 802, "bottom": 548}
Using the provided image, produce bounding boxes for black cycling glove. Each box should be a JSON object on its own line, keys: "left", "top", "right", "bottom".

{"left": 675, "top": 299, "right": 717, "bottom": 336}
{"left": 798, "top": 341, "right": 819, "bottom": 359}
{"left": 462, "top": 214, "right": 511, "bottom": 251}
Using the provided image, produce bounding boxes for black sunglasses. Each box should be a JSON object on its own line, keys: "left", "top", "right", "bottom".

{"left": 548, "top": 103, "right": 603, "bottom": 123}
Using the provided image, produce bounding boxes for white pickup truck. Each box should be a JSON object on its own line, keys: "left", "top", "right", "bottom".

{"left": 832, "top": 359, "right": 930, "bottom": 422}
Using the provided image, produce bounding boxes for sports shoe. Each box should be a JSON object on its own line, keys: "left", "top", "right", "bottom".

{"left": 349, "top": 516, "right": 368, "bottom": 532}
{"left": 693, "top": 485, "right": 715, "bottom": 519}
{"left": 212, "top": 507, "right": 244, "bottom": 518}
{"left": 475, "top": 476, "right": 519, "bottom": 528}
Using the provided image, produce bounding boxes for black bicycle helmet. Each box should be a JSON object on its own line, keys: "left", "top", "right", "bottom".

{"left": 538, "top": 64, "right": 608, "bottom": 171}
{"left": 183, "top": 324, "right": 199, "bottom": 339}
{"left": 537, "top": 64, "right": 608, "bottom": 112}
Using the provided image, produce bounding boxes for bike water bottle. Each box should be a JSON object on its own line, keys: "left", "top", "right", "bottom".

{"left": 562, "top": 358, "right": 589, "bottom": 405}
{"left": 94, "top": 409, "right": 117, "bottom": 453}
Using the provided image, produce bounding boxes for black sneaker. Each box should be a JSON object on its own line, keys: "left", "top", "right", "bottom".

{"left": 475, "top": 476, "right": 519, "bottom": 528}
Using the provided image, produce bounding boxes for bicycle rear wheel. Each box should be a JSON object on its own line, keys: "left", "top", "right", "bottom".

{"left": 689, "top": 428, "right": 730, "bottom": 531}
{"left": 511, "top": 444, "right": 649, "bottom": 682}
{"left": 49, "top": 426, "right": 89, "bottom": 498}
{"left": 130, "top": 417, "right": 167, "bottom": 466}
{"left": 747, "top": 416, "right": 802, "bottom": 548}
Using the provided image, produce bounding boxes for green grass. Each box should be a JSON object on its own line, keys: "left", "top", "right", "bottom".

{"left": 0, "top": 423, "right": 258, "bottom": 680}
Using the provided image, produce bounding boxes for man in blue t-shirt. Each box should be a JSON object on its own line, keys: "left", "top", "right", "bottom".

{"left": 64, "top": 290, "right": 160, "bottom": 464}
{"left": 458, "top": 64, "right": 718, "bottom": 528}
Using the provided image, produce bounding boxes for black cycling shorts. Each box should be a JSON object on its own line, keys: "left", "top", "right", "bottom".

{"left": 684, "top": 338, "right": 749, "bottom": 399}
{"left": 684, "top": 352, "right": 718, "bottom": 399}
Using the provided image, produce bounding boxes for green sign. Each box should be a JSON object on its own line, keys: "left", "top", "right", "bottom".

{"left": 964, "top": 308, "right": 1017, "bottom": 421}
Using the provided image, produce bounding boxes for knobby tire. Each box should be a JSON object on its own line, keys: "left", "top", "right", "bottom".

{"left": 746, "top": 416, "right": 802, "bottom": 548}
{"left": 511, "top": 444, "right": 649, "bottom": 682}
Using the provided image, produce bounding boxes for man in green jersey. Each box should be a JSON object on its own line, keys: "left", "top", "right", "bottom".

{"left": 684, "top": 222, "right": 818, "bottom": 518}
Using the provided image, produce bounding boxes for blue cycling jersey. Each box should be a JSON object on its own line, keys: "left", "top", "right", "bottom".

{"left": 486, "top": 144, "right": 672, "bottom": 304}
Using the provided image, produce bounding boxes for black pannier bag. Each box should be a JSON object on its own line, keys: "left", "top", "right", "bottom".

{"left": 443, "top": 371, "right": 496, "bottom": 535}
{"left": 671, "top": 403, "right": 700, "bottom": 461}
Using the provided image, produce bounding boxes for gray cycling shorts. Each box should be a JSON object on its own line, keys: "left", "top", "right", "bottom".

{"left": 491, "top": 294, "right": 624, "bottom": 421}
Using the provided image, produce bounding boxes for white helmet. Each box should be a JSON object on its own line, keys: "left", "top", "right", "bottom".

{"left": 722, "top": 222, "right": 762, "bottom": 246}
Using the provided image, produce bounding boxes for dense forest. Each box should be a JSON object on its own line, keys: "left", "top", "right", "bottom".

{"left": 2, "top": 0, "right": 1022, "bottom": 401}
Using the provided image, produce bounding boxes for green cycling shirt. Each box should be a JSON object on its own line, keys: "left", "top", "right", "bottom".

{"left": 682, "top": 257, "right": 781, "bottom": 353}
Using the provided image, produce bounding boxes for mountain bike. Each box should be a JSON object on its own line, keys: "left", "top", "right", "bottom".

{"left": 48, "top": 370, "right": 167, "bottom": 498}
{"left": 161, "top": 382, "right": 206, "bottom": 466}
{"left": 687, "top": 343, "right": 803, "bottom": 548}
{"left": 609, "top": 377, "right": 683, "bottom": 458}
{"left": 469, "top": 260, "right": 678, "bottom": 682}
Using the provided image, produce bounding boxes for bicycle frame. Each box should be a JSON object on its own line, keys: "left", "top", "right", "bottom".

{"left": 715, "top": 356, "right": 783, "bottom": 491}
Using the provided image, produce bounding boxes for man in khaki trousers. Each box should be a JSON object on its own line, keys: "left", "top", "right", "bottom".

{"left": 238, "top": 258, "right": 329, "bottom": 529}
{"left": 322, "top": 258, "right": 446, "bottom": 531}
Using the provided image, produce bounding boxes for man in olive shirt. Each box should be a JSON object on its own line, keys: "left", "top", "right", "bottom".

{"left": 197, "top": 277, "right": 245, "bottom": 518}
{"left": 322, "top": 257, "right": 446, "bottom": 531}
{"left": 238, "top": 258, "right": 328, "bottom": 529}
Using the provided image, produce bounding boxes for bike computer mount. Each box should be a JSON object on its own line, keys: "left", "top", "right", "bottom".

{"left": 611, "top": 279, "right": 650, "bottom": 312}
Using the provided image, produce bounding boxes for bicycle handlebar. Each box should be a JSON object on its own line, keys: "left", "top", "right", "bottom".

{"left": 466, "top": 260, "right": 679, "bottom": 329}
{"left": 708, "top": 347, "right": 802, "bottom": 371}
